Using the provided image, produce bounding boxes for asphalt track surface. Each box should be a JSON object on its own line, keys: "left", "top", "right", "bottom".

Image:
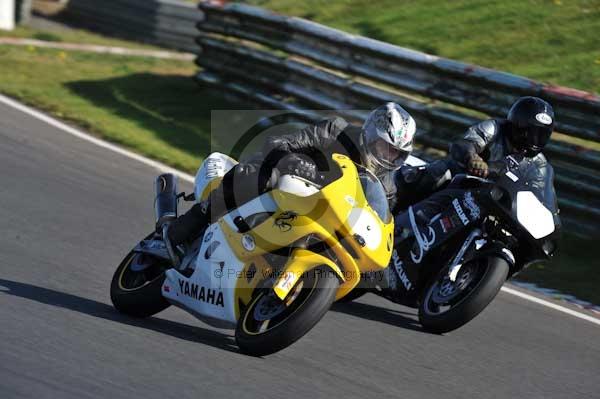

{"left": 1, "top": 99, "right": 599, "bottom": 399}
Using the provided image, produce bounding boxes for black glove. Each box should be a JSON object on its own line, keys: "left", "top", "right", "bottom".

{"left": 466, "top": 153, "right": 489, "bottom": 178}
{"left": 276, "top": 153, "right": 318, "bottom": 182}
{"left": 486, "top": 160, "right": 508, "bottom": 179}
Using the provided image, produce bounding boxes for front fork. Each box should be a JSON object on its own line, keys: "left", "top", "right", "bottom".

{"left": 447, "top": 229, "right": 517, "bottom": 283}
{"left": 447, "top": 228, "right": 484, "bottom": 282}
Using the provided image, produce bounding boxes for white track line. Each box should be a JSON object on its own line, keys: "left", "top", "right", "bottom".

{"left": 0, "top": 93, "right": 598, "bottom": 327}
{"left": 501, "top": 286, "right": 600, "bottom": 326}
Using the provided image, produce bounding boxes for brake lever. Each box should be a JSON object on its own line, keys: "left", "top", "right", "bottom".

{"left": 464, "top": 174, "right": 495, "bottom": 184}
{"left": 176, "top": 192, "right": 196, "bottom": 202}
{"left": 486, "top": 160, "right": 510, "bottom": 181}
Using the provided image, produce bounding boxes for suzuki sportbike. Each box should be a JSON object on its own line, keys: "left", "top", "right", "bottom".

{"left": 110, "top": 152, "right": 394, "bottom": 356}
{"left": 347, "top": 154, "right": 560, "bottom": 334}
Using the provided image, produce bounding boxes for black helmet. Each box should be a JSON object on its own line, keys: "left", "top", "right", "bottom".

{"left": 507, "top": 96, "right": 554, "bottom": 156}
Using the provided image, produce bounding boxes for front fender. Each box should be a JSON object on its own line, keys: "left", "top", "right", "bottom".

{"left": 273, "top": 248, "right": 345, "bottom": 300}
{"left": 467, "top": 240, "right": 516, "bottom": 269}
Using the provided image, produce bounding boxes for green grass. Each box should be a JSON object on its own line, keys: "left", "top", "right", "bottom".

{"left": 1, "top": 25, "right": 171, "bottom": 50}
{"left": 517, "top": 235, "right": 599, "bottom": 304}
{"left": 0, "top": 44, "right": 239, "bottom": 173}
{"left": 248, "top": 0, "right": 600, "bottom": 94}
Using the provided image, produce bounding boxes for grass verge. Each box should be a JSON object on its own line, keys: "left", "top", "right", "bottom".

{"left": 516, "top": 235, "right": 599, "bottom": 305}
{"left": 248, "top": 0, "right": 600, "bottom": 95}
{"left": 0, "top": 44, "right": 241, "bottom": 173}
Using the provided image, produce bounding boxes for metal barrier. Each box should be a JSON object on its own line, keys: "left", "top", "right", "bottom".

{"left": 195, "top": 2, "right": 600, "bottom": 237}
{"left": 52, "top": 0, "right": 598, "bottom": 236}
{"left": 62, "top": 0, "right": 200, "bottom": 52}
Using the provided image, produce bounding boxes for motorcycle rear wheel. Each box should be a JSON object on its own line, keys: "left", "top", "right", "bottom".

{"left": 235, "top": 267, "right": 339, "bottom": 356}
{"left": 110, "top": 240, "right": 171, "bottom": 318}
{"left": 418, "top": 256, "right": 509, "bottom": 334}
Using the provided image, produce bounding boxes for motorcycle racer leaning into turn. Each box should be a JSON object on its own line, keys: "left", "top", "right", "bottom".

{"left": 148, "top": 96, "right": 558, "bottom": 302}
{"left": 382, "top": 96, "right": 560, "bottom": 299}
{"left": 152, "top": 102, "right": 417, "bottom": 266}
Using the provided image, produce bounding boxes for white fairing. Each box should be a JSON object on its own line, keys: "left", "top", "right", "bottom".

{"left": 346, "top": 208, "right": 382, "bottom": 250}
{"left": 404, "top": 155, "right": 427, "bottom": 167}
{"left": 276, "top": 174, "right": 320, "bottom": 197}
{"left": 516, "top": 191, "right": 555, "bottom": 239}
{"left": 161, "top": 194, "right": 278, "bottom": 329}
{"left": 162, "top": 223, "right": 241, "bottom": 329}
{"left": 222, "top": 192, "right": 278, "bottom": 231}
{"left": 194, "top": 152, "right": 238, "bottom": 202}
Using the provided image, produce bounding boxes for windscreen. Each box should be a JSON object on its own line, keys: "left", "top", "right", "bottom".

{"left": 506, "top": 156, "right": 558, "bottom": 213}
{"left": 357, "top": 165, "right": 391, "bottom": 223}
{"left": 495, "top": 155, "right": 560, "bottom": 240}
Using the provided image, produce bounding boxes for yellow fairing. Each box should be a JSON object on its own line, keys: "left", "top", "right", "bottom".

{"left": 224, "top": 153, "right": 393, "bottom": 305}
{"left": 200, "top": 176, "right": 223, "bottom": 201}
{"left": 233, "top": 256, "right": 273, "bottom": 319}
{"left": 273, "top": 249, "right": 345, "bottom": 300}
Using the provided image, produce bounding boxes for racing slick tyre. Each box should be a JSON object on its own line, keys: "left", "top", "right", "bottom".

{"left": 236, "top": 267, "right": 340, "bottom": 356}
{"left": 110, "top": 241, "right": 171, "bottom": 318}
{"left": 418, "top": 256, "right": 509, "bottom": 334}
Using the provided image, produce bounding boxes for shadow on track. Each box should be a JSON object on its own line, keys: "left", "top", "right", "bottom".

{"left": 331, "top": 296, "right": 432, "bottom": 333}
{"left": 0, "top": 278, "right": 239, "bottom": 353}
{"left": 64, "top": 74, "right": 252, "bottom": 163}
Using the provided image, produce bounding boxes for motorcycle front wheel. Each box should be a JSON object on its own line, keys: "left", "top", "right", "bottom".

{"left": 235, "top": 267, "right": 339, "bottom": 356}
{"left": 110, "top": 239, "right": 171, "bottom": 318}
{"left": 336, "top": 288, "right": 368, "bottom": 303}
{"left": 418, "top": 256, "right": 509, "bottom": 334}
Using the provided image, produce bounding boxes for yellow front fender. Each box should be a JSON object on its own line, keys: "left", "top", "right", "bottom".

{"left": 273, "top": 249, "right": 345, "bottom": 300}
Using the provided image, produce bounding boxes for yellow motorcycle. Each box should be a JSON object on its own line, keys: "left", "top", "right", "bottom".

{"left": 110, "top": 153, "right": 393, "bottom": 356}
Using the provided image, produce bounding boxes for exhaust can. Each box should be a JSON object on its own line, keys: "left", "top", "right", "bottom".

{"left": 154, "top": 173, "right": 178, "bottom": 229}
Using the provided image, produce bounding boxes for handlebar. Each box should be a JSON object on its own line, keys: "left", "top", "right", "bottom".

{"left": 487, "top": 160, "right": 509, "bottom": 180}
{"left": 462, "top": 174, "right": 495, "bottom": 184}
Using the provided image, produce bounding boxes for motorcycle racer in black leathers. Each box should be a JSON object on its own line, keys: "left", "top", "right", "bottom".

{"left": 158, "top": 102, "right": 417, "bottom": 265}
{"left": 450, "top": 97, "right": 555, "bottom": 195}
{"left": 383, "top": 96, "right": 559, "bottom": 298}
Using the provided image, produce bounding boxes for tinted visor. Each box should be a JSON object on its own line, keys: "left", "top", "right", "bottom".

{"left": 525, "top": 125, "right": 552, "bottom": 152}
{"left": 369, "top": 138, "right": 410, "bottom": 169}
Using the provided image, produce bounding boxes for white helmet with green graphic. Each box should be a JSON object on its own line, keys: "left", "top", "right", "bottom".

{"left": 362, "top": 102, "right": 416, "bottom": 170}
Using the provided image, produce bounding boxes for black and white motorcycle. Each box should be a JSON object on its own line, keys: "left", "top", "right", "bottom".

{"left": 348, "top": 154, "right": 560, "bottom": 334}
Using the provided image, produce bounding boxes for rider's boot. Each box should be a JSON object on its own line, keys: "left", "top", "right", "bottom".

{"left": 376, "top": 209, "right": 424, "bottom": 306}
{"left": 379, "top": 243, "right": 413, "bottom": 304}
{"left": 165, "top": 201, "right": 211, "bottom": 247}
{"left": 160, "top": 223, "right": 183, "bottom": 268}
{"left": 145, "top": 200, "right": 211, "bottom": 268}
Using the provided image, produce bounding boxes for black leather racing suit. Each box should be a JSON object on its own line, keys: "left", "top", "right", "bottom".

{"left": 168, "top": 117, "right": 400, "bottom": 246}
{"left": 395, "top": 118, "right": 557, "bottom": 220}
{"left": 382, "top": 118, "right": 558, "bottom": 300}
{"left": 449, "top": 118, "right": 554, "bottom": 194}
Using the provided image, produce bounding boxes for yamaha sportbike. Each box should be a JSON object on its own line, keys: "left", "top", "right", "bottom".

{"left": 350, "top": 154, "right": 560, "bottom": 333}
{"left": 110, "top": 152, "right": 394, "bottom": 355}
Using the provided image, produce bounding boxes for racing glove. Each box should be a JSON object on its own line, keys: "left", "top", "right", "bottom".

{"left": 466, "top": 153, "right": 489, "bottom": 178}
{"left": 486, "top": 160, "right": 508, "bottom": 179}
{"left": 276, "top": 153, "right": 318, "bottom": 182}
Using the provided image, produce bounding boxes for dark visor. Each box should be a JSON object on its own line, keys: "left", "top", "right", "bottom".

{"left": 526, "top": 125, "right": 552, "bottom": 149}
